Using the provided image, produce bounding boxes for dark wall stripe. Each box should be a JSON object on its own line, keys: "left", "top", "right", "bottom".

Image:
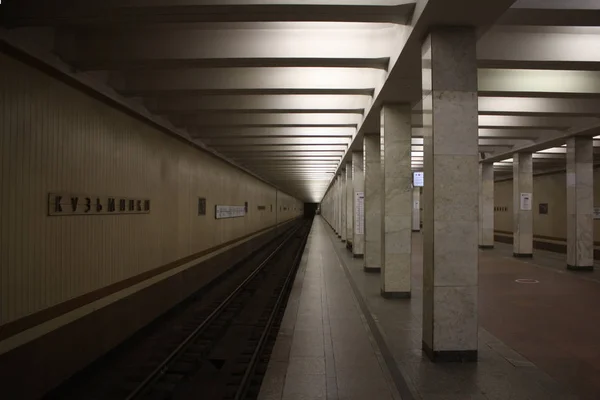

{"left": 0, "top": 218, "right": 299, "bottom": 341}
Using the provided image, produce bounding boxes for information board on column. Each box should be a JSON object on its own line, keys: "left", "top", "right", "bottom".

{"left": 520, "top": 193, "right": 532, "bottom": 211}
{"left": 413, "top": 172, "right": 424, "bottom": 187}
{"left": 355, "top": 192, "right": 365, "bottom": 235}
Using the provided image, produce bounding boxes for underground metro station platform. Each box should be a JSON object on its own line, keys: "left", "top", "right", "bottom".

{"left": 2, "top": 0, "right": 600, "bottom": 399}
{"left": 257, "top": 217, "right": 600, "bottom": 400}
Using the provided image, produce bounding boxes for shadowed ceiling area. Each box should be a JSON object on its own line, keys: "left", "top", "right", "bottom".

{"left": 2, "top": 0, "right": 600, "bottom": 201}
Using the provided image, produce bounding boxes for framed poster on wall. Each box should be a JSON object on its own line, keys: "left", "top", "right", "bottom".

{"left": 215, "top": 205, "right": 246, "bottom": 219}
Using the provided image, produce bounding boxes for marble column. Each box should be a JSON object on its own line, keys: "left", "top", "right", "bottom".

{"left": 340, "top": 170, "right": 347, "bottom": 242}
{"left": 412, "top": 187, "right": 421, "bottom": 232}
{"left": 332, "top": 177, "right": 337, "bottom": 232}
{"left": 479, "top": 163, "right": 495, "bottom": 249}
{"left": 513, "top": 152, "right": 533, "bottom": 258}
{"left": 380, "top": 103, "right": 412, "bottom": 298}
{"left": 567, "top": 137, "right": 594, "bottom": 271}
{"left": 331, "top": 177, "right": 336, "bottom": 232}
{"left": 364, "top": 134, "right": 382, "bottom": 272}
{"left": 336, "top": 174, "right": 341, "bottom": 236}
{"left": 352, "top": 151, "right": 365, "bottom": 258}
{"left": 346, "top": 162, "right": 353, "bottom": 248}
{"left": 328, "top": 181, "right": 333, "bottom": 229}
{"left": 421, "top": 27, "right": 479, "bottom": 362}
{"left": 338, "top": 175, "right": 342, "bottom": 235}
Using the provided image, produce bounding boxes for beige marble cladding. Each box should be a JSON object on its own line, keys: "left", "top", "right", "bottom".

{"left": 330, "top": 177, "right": 335, "bottom": 233}
{"left": 352, "top": 151, "right": 365, "bottom": 256}
{"left": 380, "top": 104, "right": 412, "bottom": 296}
{"left": 0, "top": 53, "right": 304, "bottom": 327}
{"left": 363, "top": 134, "right": 382, "bottom": 270}
{"left": 422, "top": 27, "right": 479, "bottom": 357}
{"left": 412, "top": 187, "right": 421, "bottom": 231}
{"left": 513, "top": 152, "right": 533, "bottom": 256}
{"left": 340, "top": 172, "right": 347, "bottom": 241}
{"left": 479, "top": 163, "right": 495, "bottom": 248}
{"left": 338, "top": 172, "right": 342, "bottom": 235}
{"left": 325, "top": 178, "right": 336, "bottom": 231}
{"left": 494, "top": 170, "right": 600, "bottom": 244}
{"left": 336, "top": 171, "right": 346, "bottom": 237}
{"left": 345, "top": 163, "right": 353, "bottom": 244}
{"left": 333, "top": 176, "right": 339, "bottom": 234}
{"left": 567, "top": 137, "right": 594, "bottom": 268}
{"left": 338, "top": 173, "right": 342, "bottom": 236}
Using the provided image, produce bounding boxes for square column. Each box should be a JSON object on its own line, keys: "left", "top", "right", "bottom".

{"left": 380, "top": 104, "right": 412, "bottom": 298}
{"left": 412, "top": 187, "right": 421, "bottom": 232}
{"left": 421, "top": 27, "right": 479, "bottom": 362}
{"left": 340, "top": 170, "right": 347, "bottom": 242}
{"left": 331, "top": 178, "right": 336, "bottom": 232}
{"left": 332, "top": 177, "right": 337, "bottom": 233}
{"left": 346, "top": 162, "right": 353, "bottom": 248}
{"left": 352, "top": 151, "right": 365, "bottom": 258}
{"left": 336, "top": 174, "right": 342, "bottom": 236}
{"left": 567, "top": 137, "right": 594, "bottom": 271}
{"left": 479, "top": 163, "right": 495, "bottom": 249}
{"left": 513, "top": 152, "right": 533, "bottom": 258}
{"left": 364, "top": 134, "right": 382, "bottom": 272}
{"left": 331, "top": 179, "right": 335, "bottom": 231}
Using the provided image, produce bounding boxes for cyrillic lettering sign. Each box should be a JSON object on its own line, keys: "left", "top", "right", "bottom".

{"left": 48, "top": 193, "right": 150, "bottom": 216}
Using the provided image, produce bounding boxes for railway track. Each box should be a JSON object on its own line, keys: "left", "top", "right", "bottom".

{"left": 46, "top": 220, "right": 311, "bottom": 400}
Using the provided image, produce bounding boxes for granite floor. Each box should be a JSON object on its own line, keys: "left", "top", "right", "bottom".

{"left": 257, "top": 218, "right": 401, "bottom": 400}
{"left": 260, "top": 217, "right": 598, "bottom": 399}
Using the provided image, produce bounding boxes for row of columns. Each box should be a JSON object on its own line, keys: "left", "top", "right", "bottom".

{"left": 330, "top": 139, "right": 595, "bottom": 270}
{"left": 477, "top": 140, "right": 594, "bottom": 270}
{"left": 479, "top": 139, "right": 593, "bottom": 270}
{"left": 323, "top": 27, "right": 478, "bottom": 362}
{"left": 322, "top": 26, "right": 594, "bottom": 362}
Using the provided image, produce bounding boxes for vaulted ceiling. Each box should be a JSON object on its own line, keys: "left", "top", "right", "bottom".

{"left": 2, "top": 0, "right": 600, "bottom": 201}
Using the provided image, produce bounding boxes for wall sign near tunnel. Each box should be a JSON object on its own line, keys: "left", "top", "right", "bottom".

{"left": 48, "top": 193, "right": 150, "bottom": 216}
{"left": 215, "top": 205, "right": 246, "bottom": 219}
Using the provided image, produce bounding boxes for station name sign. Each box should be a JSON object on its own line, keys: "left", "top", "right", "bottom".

{"left": 48, "top": 193, "right": 150, "bottom": 216}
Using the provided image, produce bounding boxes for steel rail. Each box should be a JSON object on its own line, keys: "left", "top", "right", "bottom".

{"left": 233, "top": 222, "right": 310, "bottom": 400}
{"left": 125, "top": 222, "right": 304, "bottom": 400}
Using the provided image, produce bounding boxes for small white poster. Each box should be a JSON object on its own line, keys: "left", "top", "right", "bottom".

{"left": 413, "top": 172, "right": 424, "bottom": 187}
{"left": 355, "top": 192, "right": 365, "bottom": 235}
{"left": 520, "top": 193, "right": 532, "bottom": 211}
{"left": 215, "top": 205, "right": 246, "bottom": 219}
{"left": 414, "top": 200, "right": 420, "bottom": 210}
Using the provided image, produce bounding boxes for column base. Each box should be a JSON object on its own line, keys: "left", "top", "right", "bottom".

{"left": 567, "top": 264, "right": 594, "bottom": 272}
{"left": 352, "top": 254, "right": 364, "bottom": 259}
{"left": 479, "top": 245, "right": 494, "bottom": 250}
{"left": 363, "top": 266, "right": 381, "bottom": 273}
{"left": 422, "top": 341, "right": 478, "bottom": 363}
{"left": 513, "top": 253, "right": 533, "bottom": 258}
{"left": 380, "top": 290, "right": 411, "bottom": 299}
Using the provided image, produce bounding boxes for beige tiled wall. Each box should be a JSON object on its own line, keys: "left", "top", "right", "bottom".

{"left": 494, "top": 170, "right": 600, "bottom": 240}
{"left": 0, "top": 53, "right": 303, "bottom": 326}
